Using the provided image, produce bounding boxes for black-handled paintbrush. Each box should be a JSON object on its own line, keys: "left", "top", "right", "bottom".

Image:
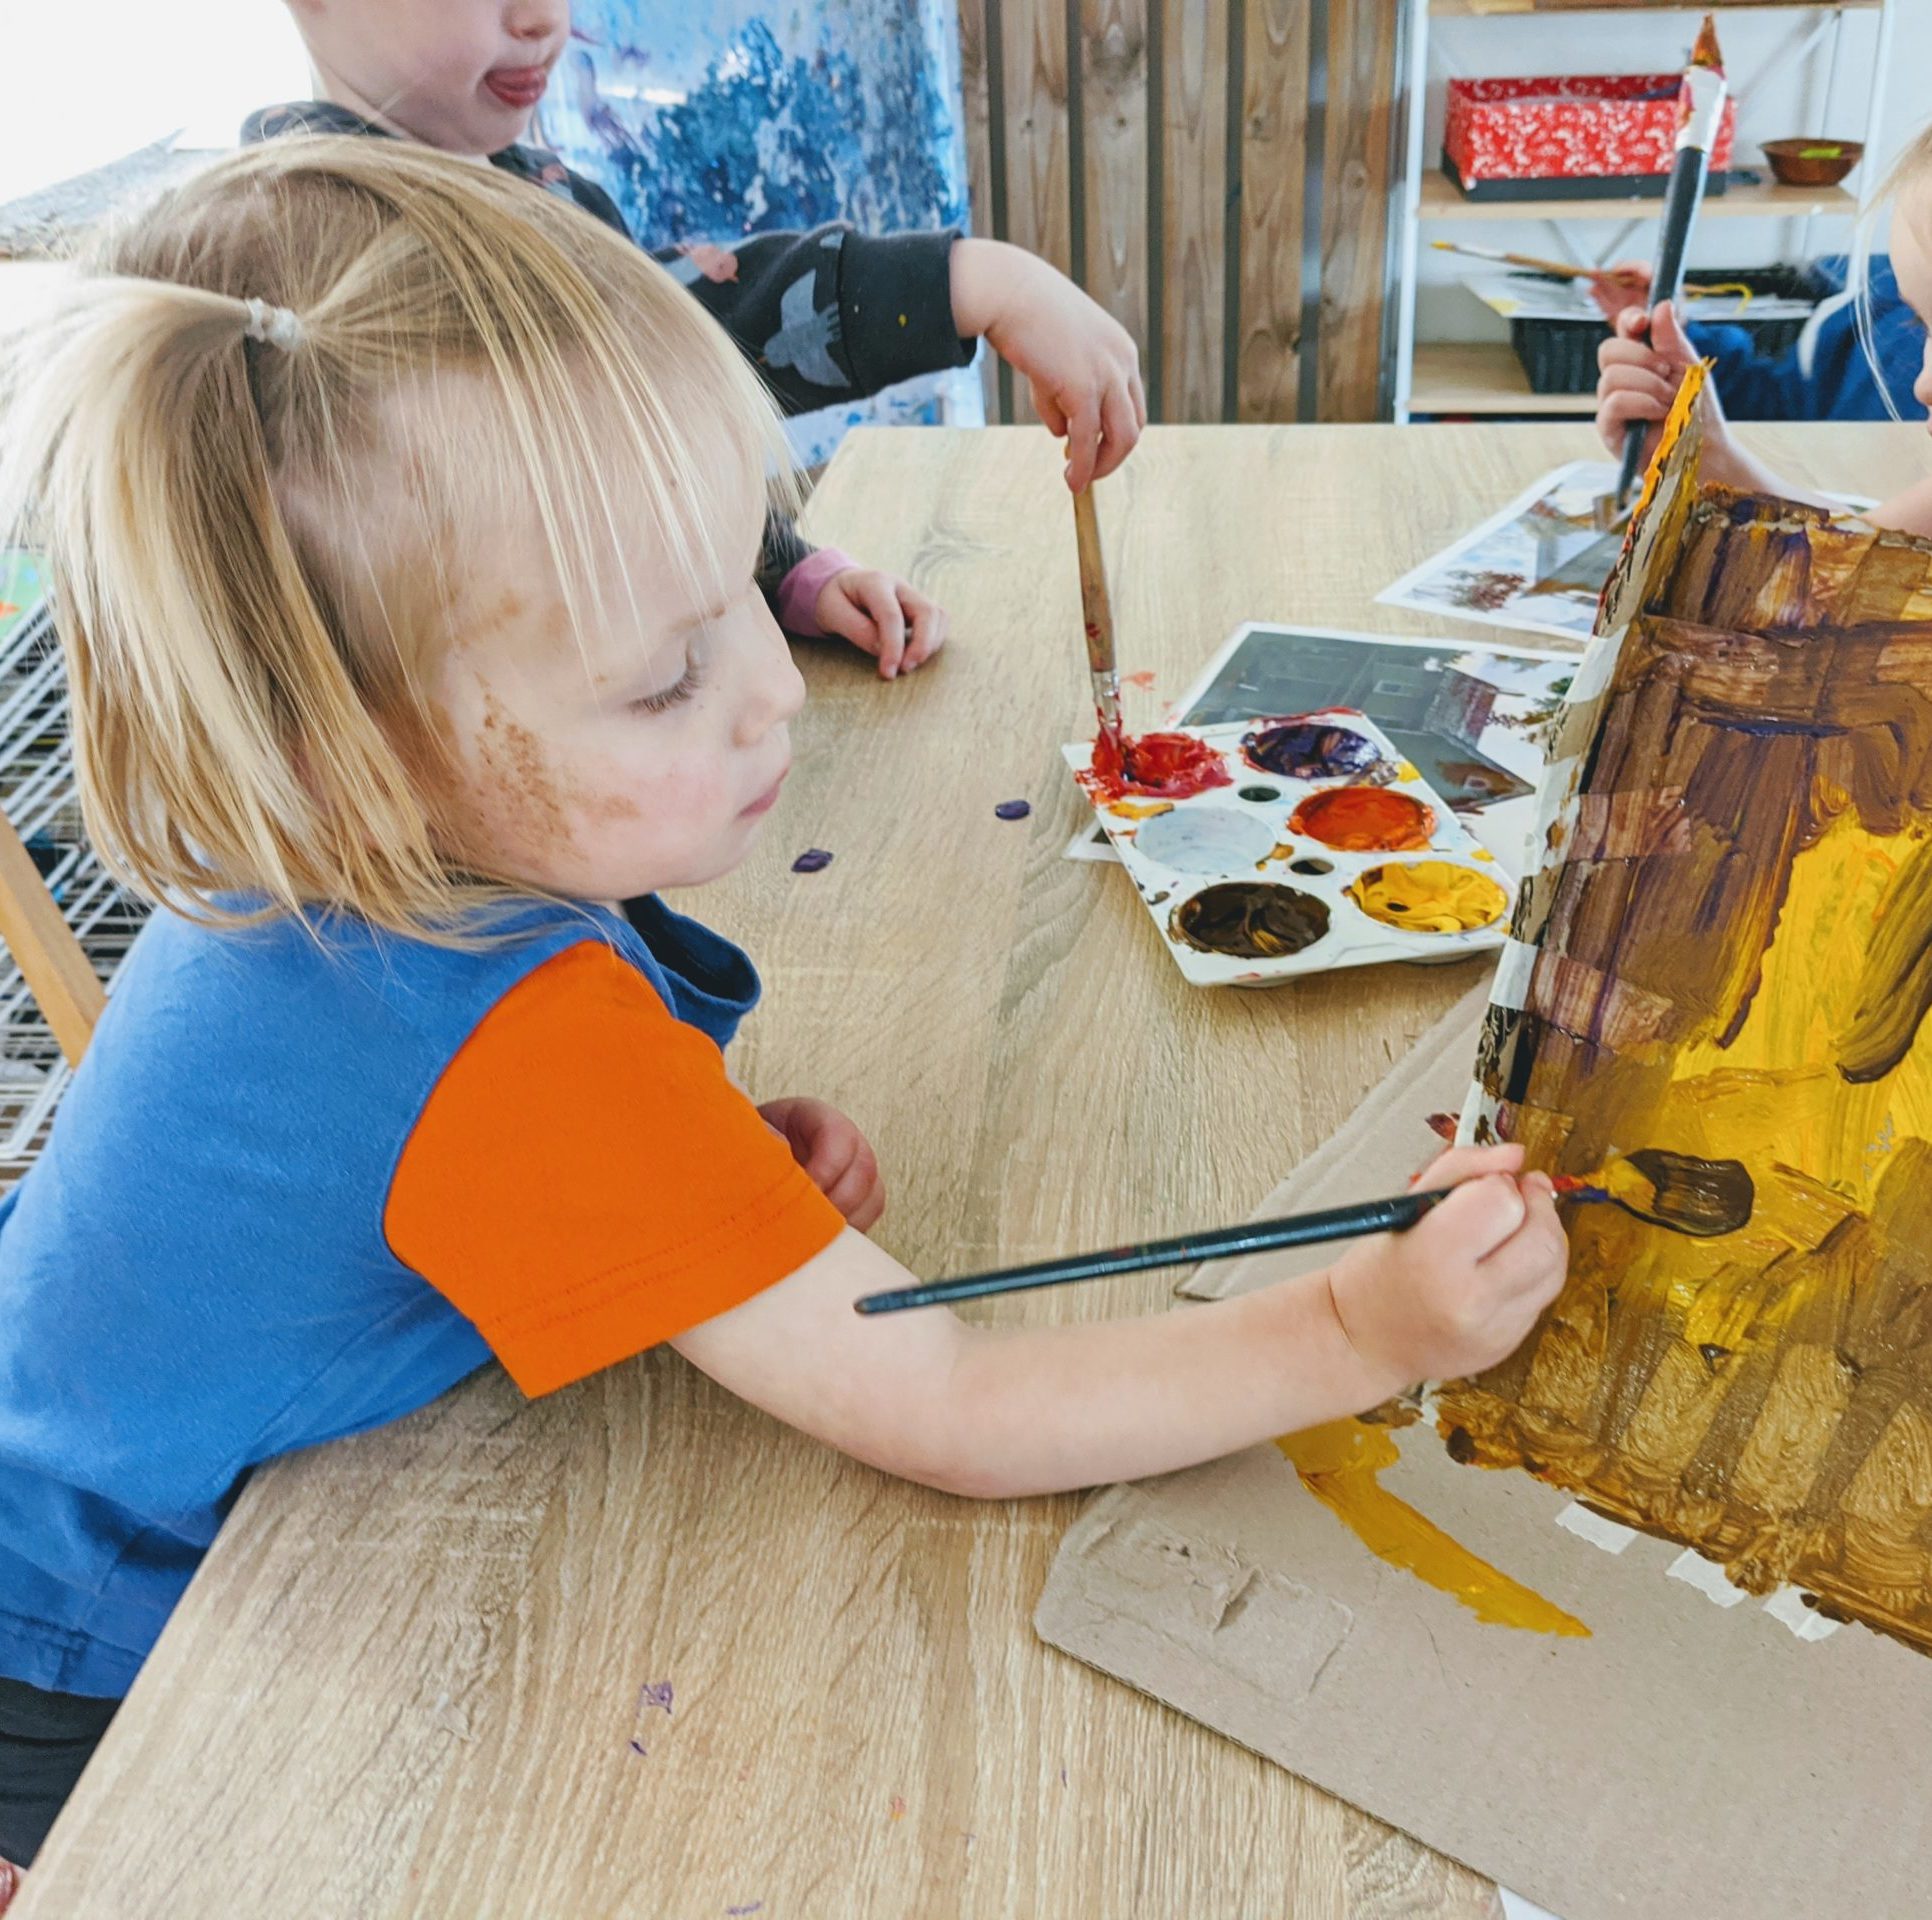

{"left": 853, "top": 1189, "right": 1449, "bottom": 1314}
{"left": 853, "top": 1147, "right": 1758, "bottom": 1316}
{"left": 1615, "top": 14, "right": 1728, "bottom": 506}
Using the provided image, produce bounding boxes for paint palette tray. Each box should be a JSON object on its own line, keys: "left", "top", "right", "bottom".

{"left": 1063, "top": 708, "right": 1513, "bottom": 988}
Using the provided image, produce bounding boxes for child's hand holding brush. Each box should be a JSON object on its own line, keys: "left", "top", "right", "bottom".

{"left": 1328, "top": 1144, "right": 1566, "bottom": 1392}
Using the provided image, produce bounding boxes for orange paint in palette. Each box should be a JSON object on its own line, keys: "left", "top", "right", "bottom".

{"left": 1288, "top": 786, "right": 1436, "bottom": 853}
{"left": 1063, "top": 707, "right": 1514, "bottom": 987}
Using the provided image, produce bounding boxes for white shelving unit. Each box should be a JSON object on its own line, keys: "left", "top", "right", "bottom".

{"left": 1390, "top": 0, "right": 1900, "bottom": 420}
{"left": 0, "top": 560, "right": 145, "bottom": 1180}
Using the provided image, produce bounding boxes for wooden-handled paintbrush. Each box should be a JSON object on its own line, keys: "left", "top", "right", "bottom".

{"left": 853, "top": 1149, "right": 1755, "bottom": 1315}
{"left": 1615, "top": 13, "right": 1728, "bottom": 506}
{"left": 1072, "top": 484, "right": 1122, "bottom": 746}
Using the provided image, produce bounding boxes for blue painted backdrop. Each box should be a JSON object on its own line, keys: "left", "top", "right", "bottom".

{"left": 543, "top": 0, "right": 981, "bottom": 464}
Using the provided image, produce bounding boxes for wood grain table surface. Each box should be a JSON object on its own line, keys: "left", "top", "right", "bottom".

{"left": 19, "top": 420, "right": 1928, "bottom": 1920}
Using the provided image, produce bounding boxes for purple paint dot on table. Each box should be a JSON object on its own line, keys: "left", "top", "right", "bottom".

{"left": 726, "top": 1906, "right": 764, "bottom": 1917}
{"left": 791, "top": 848, "right": 834, "bottom": 874}
{"left": 638, "top": 1680, "right": 674, "bottom": 1716}
{"left": 994, "top": 800, "right": 1031, "bottom": 821}
{"left": 628, "top": 1738, "right": 648, "bottom": 1757}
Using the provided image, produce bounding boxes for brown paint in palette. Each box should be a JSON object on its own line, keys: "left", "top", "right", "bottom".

{"left": 1170, "top": 882, "right": 1331, "bottom": 958}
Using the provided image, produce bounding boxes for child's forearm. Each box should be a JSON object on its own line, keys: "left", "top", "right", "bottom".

{"left": 928, "top": 1274, "right": 1407, "bottom": 1499}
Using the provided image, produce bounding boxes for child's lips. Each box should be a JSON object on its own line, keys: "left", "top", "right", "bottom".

{"left": 484, "top": 66, "right": 552, "bottom": 108}
{"left": 742, "top": 768, "right": 790, "bottom": 817}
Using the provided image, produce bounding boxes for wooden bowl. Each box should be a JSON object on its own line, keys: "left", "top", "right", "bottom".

{"left": 1761, "top": 138, "right": 1864, "bottom": 188}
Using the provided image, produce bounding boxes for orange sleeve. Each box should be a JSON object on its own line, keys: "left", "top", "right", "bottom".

{"left": 384, "top": 940, "right": 845, "bottom": 1397}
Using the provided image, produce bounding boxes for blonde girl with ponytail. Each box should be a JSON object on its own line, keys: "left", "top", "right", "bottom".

{"left": 0, "top": 138, "right": 1563, "bottom": 1883}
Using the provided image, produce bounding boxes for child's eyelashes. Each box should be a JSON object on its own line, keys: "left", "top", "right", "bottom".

{"left": 631, "top": 658, "right": 707, "bottom": 714}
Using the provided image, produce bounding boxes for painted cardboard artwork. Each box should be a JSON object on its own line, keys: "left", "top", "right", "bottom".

{"left": 1457, "top": 368, "right": 1932, "bottom": 1652}
{"left": 1037, "top": 380, "right": 1932, "bottom": 1919}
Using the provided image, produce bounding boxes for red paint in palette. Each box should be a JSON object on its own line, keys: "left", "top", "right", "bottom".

{"left": 1081, "top": 728, "right": 1232, "bottom": 803}
{"left": 1288, "top": 785, "right": 1435, "bottom": 852}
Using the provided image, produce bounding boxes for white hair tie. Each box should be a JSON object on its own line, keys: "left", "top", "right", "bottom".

{"left": 242, "top": 297, "right": 304, "bottom": 351}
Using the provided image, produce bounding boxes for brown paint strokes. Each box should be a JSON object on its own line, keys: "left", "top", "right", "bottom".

{"left": 1275, "top": 1421, "right": 1589, "bottom": 1637}
{"left": 1449, "top": 382, "right": 1932, "bottom": 1655}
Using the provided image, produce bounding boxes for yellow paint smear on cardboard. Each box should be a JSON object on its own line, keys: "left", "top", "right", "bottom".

{"left": 1275, "top": 1419, "right": 1591, "bottom": 1636}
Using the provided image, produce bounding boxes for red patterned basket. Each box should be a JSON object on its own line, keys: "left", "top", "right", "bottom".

{"left": 1444, "top": 74, "right": 1738, "bottom": 200}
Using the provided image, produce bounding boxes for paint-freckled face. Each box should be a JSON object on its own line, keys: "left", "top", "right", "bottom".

{"left": 428, "top": 477, "right": 805, "bottom": 902}
{"left": 1891, "top": 192, "right": 1932, "bottom": 427}
{"left": 288, "top": 0, "right": 570, "bottom": 155}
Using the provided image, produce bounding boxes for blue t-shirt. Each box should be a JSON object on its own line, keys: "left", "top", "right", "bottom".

{"left": 0, "top": 896, "right": 763, "bottom": 1698}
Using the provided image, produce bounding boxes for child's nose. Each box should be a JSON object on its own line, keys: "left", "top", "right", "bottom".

{"left": 505, "top": 0, "right": 568, "bottom": 43}
{"left": 736, "top": 648, "right": 807, "bottom": 747}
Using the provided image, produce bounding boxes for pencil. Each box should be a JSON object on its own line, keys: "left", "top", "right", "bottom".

{"left": 852, "top": 1188, "right": 1448, "bottom": 1314}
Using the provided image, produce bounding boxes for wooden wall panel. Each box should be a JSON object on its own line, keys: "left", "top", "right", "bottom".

{"left": 998, "top": 0, "right": 1075, "bottom": 422}
{"left": 1315, "top": 0, "right": 1400, "bottom": 421}
{"left": 959, "top": 0, "right": 1400, "bottom": 423}
{"left": 1078, "top": 0, "right": 1151, "bottom": 367}
{"left": 1158, "top": 0, "right": 1228, "bottom": 423}
{"left": 955, "top": 0, "right": 1003, "bottom": 419}
{"left": 1234, "top": 0, "right": 1308, "bottom": 422}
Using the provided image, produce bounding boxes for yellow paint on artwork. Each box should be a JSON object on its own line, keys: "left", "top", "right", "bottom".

{"left": 1275, "top": 1420, "right": 1591, "bottom": 1636}
{"left": 1106, "top": 799, "right": 1174, "bottom": 820}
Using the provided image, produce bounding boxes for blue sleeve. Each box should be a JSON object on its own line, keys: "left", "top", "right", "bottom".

{"left": 1685, "top": 323, "right": 1797, "bottom": 419}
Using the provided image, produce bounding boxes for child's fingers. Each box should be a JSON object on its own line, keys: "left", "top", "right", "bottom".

{"left": 1413, "top": 1171, "right": 1529, "bottom": 1264}
{"left": 901, "top": 595, "right": 949, "bottom": 670}
{"left": 1034, "top": 384, "right": 1071, "bottom": 442}
{"left": 855, "top": 577, "right": 907, "bottom": 677}
{"left": 1649, "top": 298, "right": 1694, "bottom": 368}
{"left": 1615, "top": 305, "right": 1653, "bottom": 341}
{"left": 1091, "top": 376, "right": 1141, "bottom": 482}
{"left": 1063, "top": 395, "right": 1104, "bottom": 491}
{"left": 1129, "top": 367, "right": 1149, "bottom": 432}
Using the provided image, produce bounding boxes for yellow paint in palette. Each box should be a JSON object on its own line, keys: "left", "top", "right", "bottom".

{"left": 1275, "top": 1420, "right": 1590, "bottom": 1637}
{"left": 1347, "top": 860, "right": 1509, "bottom": 934}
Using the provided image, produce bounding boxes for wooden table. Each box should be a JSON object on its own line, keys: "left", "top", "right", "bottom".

{"left": 20, "top": 421, "right": 1927, "bottom": 1919}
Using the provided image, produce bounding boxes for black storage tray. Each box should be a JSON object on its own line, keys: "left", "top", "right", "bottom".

{"left": 1510, "top": 263, "right": 1825, "bottom": 394}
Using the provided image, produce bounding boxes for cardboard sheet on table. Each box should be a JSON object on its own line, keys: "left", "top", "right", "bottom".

{"left": 1039, "top": 981, "right": 1932, "bottom": 1920}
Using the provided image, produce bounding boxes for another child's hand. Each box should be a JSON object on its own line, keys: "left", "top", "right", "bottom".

{"left": 1326, "top": 1144, "right": 1566, "bottom": 1387}
{"left": 759, "top": 1097, "right": 886, "bottom": 1230}
{"left": 815, "top": 569, "right": 948, "bottom": 680}
{"left": 1594, "top": 299, "right": 1722, "bottom": 471}
{"left": 1588, "top": 260, "right": 1651, "bottom": 323}
{"left": 949, "top": 237, "right": 1146, "bottom": 491}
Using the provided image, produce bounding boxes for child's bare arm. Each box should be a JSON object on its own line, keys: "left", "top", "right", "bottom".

{"left": 672, "top": 1147, "right": 1566, "bottom": 1499}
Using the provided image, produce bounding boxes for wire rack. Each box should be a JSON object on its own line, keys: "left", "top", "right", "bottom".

{"left": 0, "top": 552, "right": 148, "bottom": 1182}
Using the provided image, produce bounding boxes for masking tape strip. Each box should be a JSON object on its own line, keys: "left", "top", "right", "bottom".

{"left": 1555, "top": 1501, "right": 1636, "bottom": 1555}
{"left": 1666, "top": 1547, "right": 1749, "bottom": 1607}
{"left": 1490, "top": 938, "right": 1540, "bottom": 1013}
{"left": 1762, "top": 1587, "right": 1842, "bottom": 1642}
